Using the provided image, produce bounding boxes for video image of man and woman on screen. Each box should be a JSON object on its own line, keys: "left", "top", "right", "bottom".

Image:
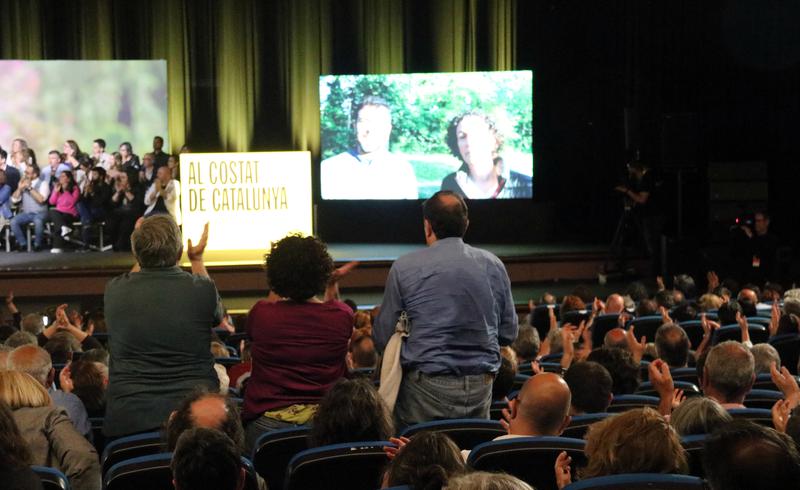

{"left": 319, "top": 71, "right": 533, "bottom": 200}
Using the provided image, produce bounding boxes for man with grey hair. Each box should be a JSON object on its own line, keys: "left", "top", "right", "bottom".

{"left": 701, "top": 340, "right": 755, "bottom": 409}
{"left": 20, "top": 313, "right": 45, "bottom": 337}
{"left": 4, "top": 330, "right": 37, "bottom": 349}
{"left": 7, "top": 344, "right": 91, "bottom": 437}
{"left": 750, "top": 343, "right": 780, "bottom": 375}
{"left": 104, "top": 215, "right": 222, "bottom": 438}
{"left": 654, "top": 323, "right": 690, "bottom": 368}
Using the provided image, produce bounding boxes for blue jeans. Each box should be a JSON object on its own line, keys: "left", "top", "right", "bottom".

{"left": 394, "top": 370, "right": 494, "bottom": 430}
{"left": 10, "top": 211, "right": 47, "bottom": 249}
{"left": 76, "top": 202, "right": 106, "bottom": 244}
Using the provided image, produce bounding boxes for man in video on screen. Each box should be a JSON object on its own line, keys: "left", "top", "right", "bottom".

{"left": 321, "top": 95, "right": 418, "bottom": 199}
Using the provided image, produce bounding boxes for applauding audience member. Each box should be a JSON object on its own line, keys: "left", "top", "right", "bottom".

{"left": 243, "top": 234, "right": 353, "bottom": 452}
{"left": 10, "top": 164, "right": 50, "bottom": 251}
{"left": 144, "top": 165, "right": 181, "bottom": 223}
{"left": 76, "top": 166, "right": 112, "bottom": 250}
{"left": 106, "top": 169, "right": 144, "bottom": 251}
{"left": 104, "top": 216, "right": 223, "bottom": 438}
{"left": 47, "top": 170, "right": 80, "bottom": 253}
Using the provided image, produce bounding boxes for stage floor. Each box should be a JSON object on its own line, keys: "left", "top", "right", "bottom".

{"left": 0, "top": 242, "right": 611, "bottom": 272}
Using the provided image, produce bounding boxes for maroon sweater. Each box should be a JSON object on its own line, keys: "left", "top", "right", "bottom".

{"left": 243, "top": 299, "right": 353, "bottom": 421}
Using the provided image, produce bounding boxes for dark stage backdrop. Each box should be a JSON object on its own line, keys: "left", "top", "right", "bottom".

{"left": 1, "top": 0, "right": 798, "bottom": 248}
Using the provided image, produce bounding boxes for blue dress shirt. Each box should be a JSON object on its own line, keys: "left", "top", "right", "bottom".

{"left": 375, "top": 237, "right": 518, "bottom": 376}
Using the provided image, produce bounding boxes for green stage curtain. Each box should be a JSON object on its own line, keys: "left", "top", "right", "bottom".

{"left": 430, "top": 0, "right": 478, "bottom": 72}
{"left": 152, "top": 0, "right": 192, "bottom": 153}
{"left": 216, "top": 0, "right": 260, "bottom": 151}
{"left": 279, "top": 0, "right": 332, "bottom": 154}
{"left": 75, "top": 0, "right": 113, "bottom": 60}
{"left": 357, "top": 0, "right": 405, "bottom": 74}
{"left": 0, "top": 0, "right": 44, "bottom": 59}
{"left": 488, "top": 0, "right": 516, "bottom": 70}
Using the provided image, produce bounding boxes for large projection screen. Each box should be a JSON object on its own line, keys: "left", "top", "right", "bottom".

{"left": 0, "top": 60, "right": 168, "bottom": 156}
{"left": 320, "top": 70, "right": 533, "bottom": 200}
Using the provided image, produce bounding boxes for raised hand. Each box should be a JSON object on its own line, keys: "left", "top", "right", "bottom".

{"left": 187, "top": 222, "right": 209, "bottom": 262}
{"left": 555, "top": 451, "right": 573, "bottom": 489}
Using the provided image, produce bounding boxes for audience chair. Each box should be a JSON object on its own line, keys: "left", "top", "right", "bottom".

{"left": 540, "top": 352, "right": 563, "bottom": 364}
{"left": 539, "top": 362, "right": 563, "bottom": 374}
{"left": 677, "top": 320, "right": 705, "bottom": 351}
{"left": 711, "top": 324, "right": 768, "bottom": 345}
{"left": 213, "top": 327, "right": 231, "bottom": 341}
{"left": 743, "top": 389, "right": 783, "bottom": 409}
{"left": 681, "top": 434, "right": 708, "bottom": 478}
{"left": 727, "top": 408, "right": 773, "bottom": 427}
{"left": 400, "top": 419, "right": 507, "bottom": 450}
{"left": 31, "top": 466, "right": 71, "bottom": 490}
{"left": 490, "top": 399, "right": 508, "bottom": 421}
{"left": 607, "top": 394, "right": 660, "bottom": 413}
{"left": 745, "top": 316, "right": 771, "bottom": 327}
{"left": 562, "top": 473, "right": 706, "bottom": 490}
{"left": 224, "top": 332, "right": 250, "bottom": 351}
{"left": 591, "top": 314, "right": 621, "bottom": 347}
{"left": 639, "top": 360, "right": 651, "bottom": 382}
{"left": 214, "top": 356, "right": 242, "bottom": 368}
{"left": 284, "top": 441, "right": 394, "bottom": 490}
{"left": 104, "top": 453, "right": 259, "bottom": 490}
{"left": 467, "top": 436, "right": 587, "bottom": 490}
{"left": 625, "top": 315, "right": 664, "bottom": 343}
{"left": 1, "top": 222, "right": 11, "bottom": 252}
{"left": 561, "top": 413, "right": 611, "bottom": 440}
{"left": 101, "top": 431, "right": 164, "bottom": 476}
{"left": 518, "top": 362, "right": 533, "bottom": 375}
{"left": 752, "top": 372, "right": 800, "bottom": 391}
{"left": 769, "top": 334, "right": 800, "bottom": 375}
{"left": 512, "top": 373, "right": 530, "bottom": 391}
{"left": 89, "top": 417, "right": 106, "bottom": 455}
{"left": 251, "top": 426, "right": 310, "bottom": 490}
{"left": 561, "top": 310, "right": 591, "bottom": 327}
{"left": 635, "top": 381, "right": 701, "bottom": 398}
{"left": 350, "top": 367, "right": 376, "bottom": 378}
{"left": 670, "top": 367, "right": 699, "bottom": 386}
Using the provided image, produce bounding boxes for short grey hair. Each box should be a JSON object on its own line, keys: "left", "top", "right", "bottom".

{"left": 670, "top": 396, "right": 732, "bottom": 437}
{"left": 784, "top": 298, "right": 800, "bottom": 317}
{"left": 131, "top": 215, "right": 183, "bottom": 268}
{"left": 4, "top": 331, "right": 37, "bottom": 349}
{"left": 21, "top": 313, "right": 45, "bottom": 336}
{"left": 445, "top": 471, "right": 534, "bottom": 490}
{"left": 7, "top": 345, "right": 53, "bottom": 386}
{"left": 546, "top": 327, "right": 564, "bottom": 355}
{"left": 751, "top": 344, "right": 780, "bottom": 375}
{"left": 704, "top": 341, "right": 755, "bottom": 401}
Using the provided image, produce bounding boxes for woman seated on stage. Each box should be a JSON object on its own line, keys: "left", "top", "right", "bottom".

{"left": 47, "top": 170, "right": 80, "bottom": 253}
{"left": 119, "top": 141, "right": 141, "bottom": 172}
{"left": 0, "top": 370, "right": 101, "bottom": 490}
{"left": 76, "top": 166, "right": 112, "bottom": 249}
{"left": 440, "top": 111, "right": 532, "bottom": 199}
{"left": 242, "top": 234, "right": 355, "bottom": 453}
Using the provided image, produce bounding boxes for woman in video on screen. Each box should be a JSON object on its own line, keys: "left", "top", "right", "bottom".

{"left": 440, "top": 111, "right": 532, "bottom": 199}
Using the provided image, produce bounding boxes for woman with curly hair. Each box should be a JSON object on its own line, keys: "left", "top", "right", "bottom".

{"left": 243, "top": 234, "right": 354, "bottom": 452}
{"left": 309, "top": 378, "right": 393, "bottom": 447}
{"left": 440, "top": 111, "right": 532, "bottom": 199}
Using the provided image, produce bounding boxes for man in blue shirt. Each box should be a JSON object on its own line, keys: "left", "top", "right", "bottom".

{"left": 375, "top": 190, "right": 518, "bottom": 428}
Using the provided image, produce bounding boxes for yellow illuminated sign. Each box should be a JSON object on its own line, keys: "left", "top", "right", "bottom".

{"left": 179, "top": 152, "right": 313, "bottom": 255}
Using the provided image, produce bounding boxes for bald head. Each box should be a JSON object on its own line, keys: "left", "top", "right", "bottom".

{"left": 511, "top": 373, "right": 571, "bottom": 436}
{"left": 737, "top": 288, "right": 758, "bottom": 305}
{"left": 605, "top": 294, "right": 625, "bottom": 314}
{"left": 7, "top": 345, "right": 53, "bottom": 386}
{"left": 604, "top": 328, "right": 628, "bottom": 350}
{"left": 167, "top": 391, "right": 244, "bottom": 452}
{"left": 191, "top": 395, "right": 229, "bottom": 429}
